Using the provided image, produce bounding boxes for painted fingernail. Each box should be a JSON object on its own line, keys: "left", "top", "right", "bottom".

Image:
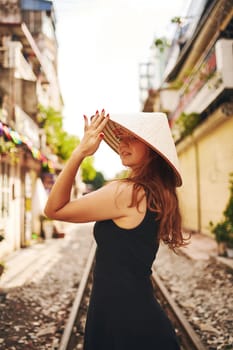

{"left": 96, "top": 110, "right": 99, "bottom": 115}
{"left": 99, "top": 132, "right": 105, "bottom": 138}
{"left": 83, "top": 114, "right": 87, "bottom": 119}
{"left": 106, "top": 113, "right": 109, "bottom": 118}
{"left": 102, "top": 108, "right": 105, "bottom": 113}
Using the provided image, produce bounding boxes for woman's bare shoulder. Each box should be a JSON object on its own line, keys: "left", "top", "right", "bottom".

{"left": 107, "top": 179, "right": 134, "bottom": 193}
{"left": 107, "top": 179, "right": 145, "bottom": 208}
{"left": 111, "top": 180, "right": 147, "bottom": 228}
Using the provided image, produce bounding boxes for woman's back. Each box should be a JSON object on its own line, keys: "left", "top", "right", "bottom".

{"left": 84, "top": 209, "right": 180, "bottom": 350}
{"left": 94, "top": 209, "right": 159, "bottom": 282}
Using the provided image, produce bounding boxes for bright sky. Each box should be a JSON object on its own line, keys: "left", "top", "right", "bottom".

{"left": 53, "top": 0, "right": 187, "bottom": 179}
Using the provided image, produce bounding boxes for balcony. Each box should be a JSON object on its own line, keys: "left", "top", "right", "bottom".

{"left": 15, "top": 105, "right": 40, "bottom": 148}
{"left": 170, "top": 39, "right": 233, "bottom": 123}
{"left": 0, "top": 41, "right": 36, "bottom": 81}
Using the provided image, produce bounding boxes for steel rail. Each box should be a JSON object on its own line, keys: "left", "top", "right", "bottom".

{"left": 58, "top": 242, "right": 96, "bottom": 350}
{"left": 152, "top": 271, "right": 207, "bottom": 350}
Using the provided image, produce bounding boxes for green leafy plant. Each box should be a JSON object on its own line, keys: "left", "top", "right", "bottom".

{"left": 84, "top": 171, "right": 106, "bottom": 190}
{"left": 38, "top": 105, "right": 98, "bottom": 181}
{"left": 154, "top": 37, "right": 170, "bottom": 53}
{"left": 209, "top": 173, "right": 233, "bottom": 250}
{"left": 173, "top": 112, "right": 201, "bottom": 141}
{"left": 37, "top": 105, "right": 80, "bottom": 160}
{"left": 0, "top": 138, "right": 16, "bottom": 154}
{"left": 0, "top": 138, "right": 18, "bottom": 163}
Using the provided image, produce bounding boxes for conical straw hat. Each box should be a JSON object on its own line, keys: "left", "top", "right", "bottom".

{"left": 103, "top": 112, "right": 182, "bottom": 186}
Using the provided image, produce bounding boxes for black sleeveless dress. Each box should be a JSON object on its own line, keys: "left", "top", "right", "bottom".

{"left": 84, "top": 210, "right": 180, "bottom": 350}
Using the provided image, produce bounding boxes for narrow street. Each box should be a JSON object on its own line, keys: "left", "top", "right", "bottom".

{"left": 0, "top": 1, "right": 233, "bottom": 349}
{"left": 0, "top": 227, "right": 232, "bottom": 350}
{"left": 0, "top": 223, "right": 94, "bottom": 350}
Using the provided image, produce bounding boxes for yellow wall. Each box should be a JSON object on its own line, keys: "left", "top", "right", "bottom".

{"left": 177, "top": 145, "right": 199, "bottom": 231}
{"left": 177, "top": 113, "right": 233, "bottom": 235}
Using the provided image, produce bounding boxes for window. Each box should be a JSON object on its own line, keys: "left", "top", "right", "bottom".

{"left": 22, "top": 11, "right": 42, "bottom": 35}
{"left": 0, "top": 162, "right": 10, "bottom": 236}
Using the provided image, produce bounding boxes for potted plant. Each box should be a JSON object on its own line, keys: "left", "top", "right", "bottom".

{"left": 210, "top": 173, "right": 233, "bottom": 258}
{"left": 0, "top": 261, "right": 5, "bottom": 277}
{"left": 210, "top": 221, "right": 233, "bottom": 257}
{"left": 40, "top": 215, "right": 54, "bottom": 240}
{"left": 226, "top": 233, "right": 233, "bottom": 258}
{"left": 0, "top": 261, "right": 7, "bottom": 302}
{"left": 0, "top": 234, "right": 5, "bottom": 277}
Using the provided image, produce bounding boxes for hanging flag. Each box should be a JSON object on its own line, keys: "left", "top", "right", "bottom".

{"left": 0, "top": 121, "right": 56, "bottom": 170}
{"left": 9, "top": 130, "right": 22, "bottom": 145}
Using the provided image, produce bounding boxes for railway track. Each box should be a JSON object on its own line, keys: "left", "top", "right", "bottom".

{"left": 58, "top": 243, "right": 96, "bottom": 350}
{"left": 58, "top": 247, "right": 207, "bottom": 350}
{"left": 151, "top": 271, "right": 207, "bottom": 350}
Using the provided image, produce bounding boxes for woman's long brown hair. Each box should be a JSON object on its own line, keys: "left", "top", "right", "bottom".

{"left": 124, "top": 149, "right": 189, "bottom": 252}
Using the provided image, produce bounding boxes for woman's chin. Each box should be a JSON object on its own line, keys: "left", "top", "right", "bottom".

{"left": 121, "top": 159, "right": 131, "bottom": 167}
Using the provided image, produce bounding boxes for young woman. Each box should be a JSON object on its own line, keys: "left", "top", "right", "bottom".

{"left": 44, "top": 110, "right": 187, "bottom": 350}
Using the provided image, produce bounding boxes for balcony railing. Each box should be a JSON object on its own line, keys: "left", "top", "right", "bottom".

{"left": 170, "top": 38, "right": 233, "bottom": 123}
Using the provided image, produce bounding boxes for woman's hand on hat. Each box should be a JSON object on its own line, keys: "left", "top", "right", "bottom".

{"left": 77, "top": 109, "right": 109, "bottom": 157}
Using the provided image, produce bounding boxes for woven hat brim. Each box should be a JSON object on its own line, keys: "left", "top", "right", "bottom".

{"left": 102, "top": 113, "right": 182, "bottom": 187}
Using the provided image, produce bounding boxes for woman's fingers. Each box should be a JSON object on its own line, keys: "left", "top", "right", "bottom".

{"left": 91, "top": 109, "right": 105, "bottom": 125}
{"left": 90, "top": 109, "right": 109, "bottom": 128}
{"left": 96, "top": 113, "right": 109, "bottom": 134}
{"left": 90, "top": 110, "right": 99, "bottom": 122}
{"left": 84, "top": 109, "right": 109, "bottom": 135}
{"left": 80, "top": 110, "right": 110, "bottom": 156}
{"left": 83, "top": 114, "right": 88, "bottom": 131}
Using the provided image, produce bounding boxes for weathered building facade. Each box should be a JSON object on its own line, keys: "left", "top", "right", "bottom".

{"left": 142, "top": 0, "right": 233, "bottom": 235}
{"left": 0, "top": 0, "right": 63, "bottom": 256}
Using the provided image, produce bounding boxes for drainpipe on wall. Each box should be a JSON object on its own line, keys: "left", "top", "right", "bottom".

{"left": 193, "top": 139, "right": 201, "bottom": 232}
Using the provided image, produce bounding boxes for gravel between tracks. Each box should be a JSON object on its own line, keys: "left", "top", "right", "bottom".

{"left": 154, "top": 245, "right": 233, "bottom": 350}
{"left": 0, "top": 228, "right": 232, "bottom": 350}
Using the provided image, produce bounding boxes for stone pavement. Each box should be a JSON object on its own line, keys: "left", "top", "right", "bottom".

{"left": 180, "top": 231, "right": 233, "bottom": 270}
{"left": 0, "top": 222, "right": 95, "bottom": 350}
{"left": 0, "top": 222, "right": 94, "bottom": 290}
